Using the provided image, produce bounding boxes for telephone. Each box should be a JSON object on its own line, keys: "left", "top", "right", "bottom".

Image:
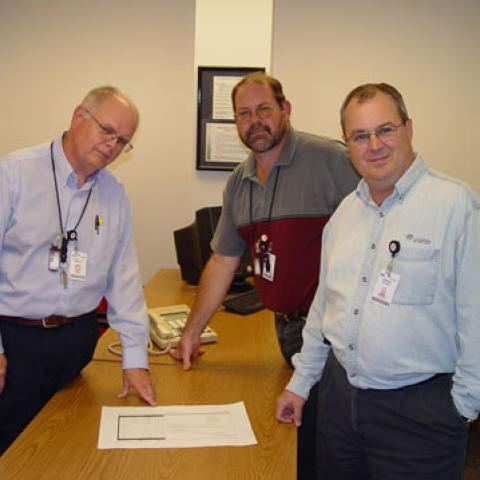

{"left": 107, "top": 304, "right": 218, "bottom": 357}
{"left": 148, "top": 304, "right": 218, "bottom": 353}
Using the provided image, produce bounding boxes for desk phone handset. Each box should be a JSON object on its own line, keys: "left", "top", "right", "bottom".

{"left": 148, "top": 304, "right": 218, "bottom": 352}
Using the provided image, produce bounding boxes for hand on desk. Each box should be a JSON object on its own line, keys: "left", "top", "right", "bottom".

{"left": 169, "top": 332, "right": 204, "bottom": 370}
{"left": 169, "top": 253, "right": 237, "bottom": 370}
{"left": 0, "top": 353, "right": 6, "bottom": 394}
{"left": 276, "top": 389, "right": 306, "bottom": 427}
{"left": 118, "top": 368, "right": 156, "bottom": 405}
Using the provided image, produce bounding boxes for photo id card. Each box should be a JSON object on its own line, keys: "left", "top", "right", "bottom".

{"left": 254, "top": 257, "right": 261, "bottom": 276}
{"left": 48, "top": 245, "right": 60, "bottom": 271}
{"left": 370, "top": 270, "right": 400, "bottom": 307}
{"left": 69, "top": 251, "right": 87, "bottom": 281}
{"left": 262, "top": 253, "right": 276, "bottom": 282}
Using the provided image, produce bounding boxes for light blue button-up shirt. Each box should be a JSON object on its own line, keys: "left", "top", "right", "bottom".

{"left": 288, "top": 156, "right": 480, "bottom": 420}
{"left": 0, "top": 135, "right": 149, "bottom": 370}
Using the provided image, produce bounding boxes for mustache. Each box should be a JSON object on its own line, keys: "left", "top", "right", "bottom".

{"left": 246, "top": 124, "right": 271, "bottom": 139}
{"left": 369, "top": 147, "right": 391, "bottom": 159}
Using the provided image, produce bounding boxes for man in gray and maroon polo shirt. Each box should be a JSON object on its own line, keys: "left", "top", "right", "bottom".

{"left": 171, "top": 72, "right": 359, "bottom": 480}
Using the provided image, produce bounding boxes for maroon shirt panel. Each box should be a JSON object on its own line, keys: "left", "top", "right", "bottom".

{"left": 239, "top": 216, "right": 329, "bottom": 313}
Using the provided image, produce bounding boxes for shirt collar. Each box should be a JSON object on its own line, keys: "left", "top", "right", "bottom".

{"left": 52, "top": 133, "right": 98, "bottom": 190}
{"left": 356, "top": 153, "right": 428, "bottom": 205}
{"left": 241, "top": 126, "right": 298, "bottom": 182}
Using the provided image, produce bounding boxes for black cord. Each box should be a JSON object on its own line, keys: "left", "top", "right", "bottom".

{"left": 50, "top": 141, "right": 93, "bottom": 263}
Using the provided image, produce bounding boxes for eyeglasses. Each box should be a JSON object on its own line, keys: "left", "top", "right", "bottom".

{"left": 84, "top": 108, "right": 134, "bottom": 152}
{"left": 235, "top": 104, "right": 275, "bottom": 124}
{"left": 346, "top": 122, "right": 405, "bottom": 150}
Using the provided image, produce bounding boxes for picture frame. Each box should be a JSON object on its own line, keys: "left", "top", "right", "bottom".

{"left": 196, "top": 66, "right": 265, "bottom": 171}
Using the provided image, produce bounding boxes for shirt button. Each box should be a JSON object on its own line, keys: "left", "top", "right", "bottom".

{"left": 353, "top": 309, "right": 359, "bottom": 315}
{"left": 349, "top": 344, "right": 355, "bottom": 350}
{"left": 371, "top": 243, "right": 376, "bottom": 250}
{"left": 350, "top": 372, "right": 356, "bottom": 378}
{"left": 361, "top": 276, "right": 367, "bottom": 283}
{"left": 379, "top": 212, "right": 384, "bottom": 218}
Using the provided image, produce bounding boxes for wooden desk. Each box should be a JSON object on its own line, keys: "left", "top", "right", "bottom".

{"left": 95, "top": 269, "right": 289, "bottom": 371}
{"left": 143, "top": 269, "right": 198, "bottom": 307}
{"left": 0, "top": 270, "right": 296, "bottom": 479}
{"left": 0, "top": 362, "right": 295, "bottom": 480}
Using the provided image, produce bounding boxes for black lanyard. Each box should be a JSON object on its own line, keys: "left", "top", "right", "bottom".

{"left": 249, "top": 166, "right": 280, "bottom": 234}
{"left": 50, "top": 142, "right": 92, "bottom": 263}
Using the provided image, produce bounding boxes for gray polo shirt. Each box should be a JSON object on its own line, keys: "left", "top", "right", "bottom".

{"left": 212, "top": 128, "right": 359, "bottom": 314}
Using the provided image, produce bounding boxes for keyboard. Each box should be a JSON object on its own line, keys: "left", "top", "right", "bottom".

{"left": 222, "top": 288, "right": 264, "bottom": 315}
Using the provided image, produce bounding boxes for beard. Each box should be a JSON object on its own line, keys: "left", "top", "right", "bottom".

{"left": 240, "top": 121, "right": 287, "bottom": 153}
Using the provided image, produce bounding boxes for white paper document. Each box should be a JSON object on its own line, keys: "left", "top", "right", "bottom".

{"left": 98, "top": 401, "right": 257, "bottom": 449}
{"left": 205, "top": 123, "right": 249, "bottom": 163}
{"left": 212, "top": 76, "right": 243, "bottom": 120}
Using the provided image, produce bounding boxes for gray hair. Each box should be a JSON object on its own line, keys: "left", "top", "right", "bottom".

{"left": 81, "top": 85, "right": 139, "bottom": 126}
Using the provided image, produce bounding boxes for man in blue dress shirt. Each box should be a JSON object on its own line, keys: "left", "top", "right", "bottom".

{"left": 0, "top": 86, "right": 155, "bottom": 454}
{"left": 277, "top": 83, "right": 479, "bottom": 479}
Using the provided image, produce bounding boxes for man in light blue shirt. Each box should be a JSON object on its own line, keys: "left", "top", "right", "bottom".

{"left": 0, "top": 86, "right": 155, "bottom": 454}
{"left": 277, "top": 83, "right": 479, "bottom": 479}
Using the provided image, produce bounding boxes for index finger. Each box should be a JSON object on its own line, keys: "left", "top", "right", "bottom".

{"left": 169, "top": 346, "right": 192, "bottom": 371}
{"left": 138, "top": 383, "right": 156, "bottom": 406}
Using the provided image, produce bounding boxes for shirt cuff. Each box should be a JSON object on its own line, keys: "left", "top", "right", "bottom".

{"left": 121, "top": 344, "right": 149, "bottom": 370}
{"left": 452, "top": 392, "right": 478, "bottom": 422}
{"left": 286, "top": 371, "right": 313, "bottom": 400}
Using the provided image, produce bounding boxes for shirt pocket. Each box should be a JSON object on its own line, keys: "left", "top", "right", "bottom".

{"left": 392, "top": 247, "right": 440, "bottom": 305}
{"left": 86, "top": 214, "right": 117, "bottom": 281}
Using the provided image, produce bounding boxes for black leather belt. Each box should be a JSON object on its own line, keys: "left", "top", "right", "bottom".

{"left": 366, "top": 373, "right": 452, "bottom": 392}
{"left": 1, "top": 314, "right": 78, "bottom": 328}
{"left": 275, "top": 311, "right": 308, "bottom": 323}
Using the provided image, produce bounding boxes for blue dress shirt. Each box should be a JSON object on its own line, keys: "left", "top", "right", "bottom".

{"left": 288, "top": 156, "right": 480, "bottom": 420}
{"left": 0, "top": 135, "right": 148, "bottom": 369}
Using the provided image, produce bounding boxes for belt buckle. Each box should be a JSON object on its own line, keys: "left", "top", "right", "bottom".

{"left": 42, "top": 317, "right": 59, "bottom": 328}
{"left": 286, "top": 312, "right": 304, "bottom": 322}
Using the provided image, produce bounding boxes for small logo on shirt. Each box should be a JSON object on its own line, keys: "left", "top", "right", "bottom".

{"left": 405, "top": 234, "right": 431, "bottom": 245}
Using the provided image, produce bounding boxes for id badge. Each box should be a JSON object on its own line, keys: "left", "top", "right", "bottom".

{"left": 262, "top": 253, "right": 276, "bottom": 282}
{"left": 254, "top": 257, "right": 261, "bottom": 276}
{"left": 48, "top": 245, "right": 60, "bottom": 271}
{"left": 69, "top": 251, "right": 88, "bottom": 281}
{"left": 370, "top": 270, "right": 400, "bottom": 307}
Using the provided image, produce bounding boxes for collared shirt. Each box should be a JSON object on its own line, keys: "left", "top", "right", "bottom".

{"left": 0, "top": 134, "right": 148, "bottom": 369}
{"left": 212, "top": 128, "right": 359, "bottom": 313}
{"left": 288, "top": 155, "right": 480, "bottom": 420}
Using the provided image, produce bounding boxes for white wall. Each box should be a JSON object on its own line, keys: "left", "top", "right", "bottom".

{"left": 0, "top": 0, "right": 273, "bottom": 283}
{"left": 195, "top": 0, "right": 272, "bottom": 68}
{"left": 0, "top": 0, "right": 196, "bottom": 283}
{"left": 272, "top": 0, "right": 480, "bottom": 192}
{"left": 189, "top": 0, "right": 273, "bottom": 220}
{"left": 1, "top": 0, "right": 478, "bottom": 283}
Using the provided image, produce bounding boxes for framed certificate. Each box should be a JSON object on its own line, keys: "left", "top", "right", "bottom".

{"left": 196, "top": 66, "right": 265, "bottom": 171}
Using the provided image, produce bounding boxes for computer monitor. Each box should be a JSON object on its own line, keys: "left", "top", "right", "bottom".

{"left": 173, "top": 206, "right": 252, "bottom": 291}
